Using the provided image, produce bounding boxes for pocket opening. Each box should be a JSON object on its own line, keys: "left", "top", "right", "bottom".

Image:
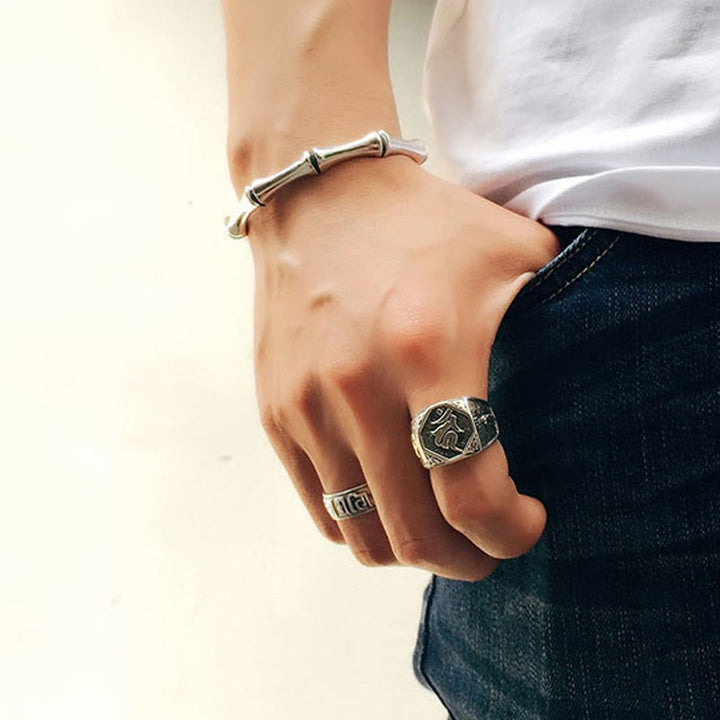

{"left": 503, "top": 226, "right": 623, "bottom": 319}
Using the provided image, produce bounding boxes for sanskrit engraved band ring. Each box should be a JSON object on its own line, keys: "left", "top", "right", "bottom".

{"left": 323, "top": 483, "right": 377, "bottom": 521}
{"left": 411, "top": 397, "right": 500, "bottom": 469}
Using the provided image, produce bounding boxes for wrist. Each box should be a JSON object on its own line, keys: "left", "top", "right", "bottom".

{"left": 227, "top": 103, "right": 402, "bottom": 194}
{"left": 242, "top": 152, "right": 424, "bottom": 250}
{"left": 223, "top": 0, "right": 398, "bottom": 192}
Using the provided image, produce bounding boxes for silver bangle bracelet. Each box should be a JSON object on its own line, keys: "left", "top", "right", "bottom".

{"left": 224, "top": 129, "right": 428, "bottom": 239}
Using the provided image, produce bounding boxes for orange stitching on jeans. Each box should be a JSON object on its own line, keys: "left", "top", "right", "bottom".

{"left": 539, "top": 233, "right": 622, "bottom": 306}
{"left": 523, "top": 228, "right": 599, "bottom": 294}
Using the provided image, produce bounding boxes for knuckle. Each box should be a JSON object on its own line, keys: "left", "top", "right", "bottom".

{"left": 322, "top": 354, "right": 371, "bottom": 397}
{"left": 381, "top": 312, "right": 448, "bottom": 374}
{"left": 392, "top": 536, "right": 443, "bottom": 568}
{"left": 352, "top": 544, "right": 396, "bottom": 567}
{"left": 318, "top": 523, "right": 345, "bottom": 545}
{"left": 437, "top": 484, "right": 504, "bottom": 531}
{"left": 286, "top": 379, "right": 319, "bottom": 418}
{"left": 258, "top": 401, "right": 280, "bottom": 437}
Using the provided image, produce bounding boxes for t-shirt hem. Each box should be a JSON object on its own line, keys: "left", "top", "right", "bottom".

{"left": 536, "top": 213, "right": 720, "bottom": 242}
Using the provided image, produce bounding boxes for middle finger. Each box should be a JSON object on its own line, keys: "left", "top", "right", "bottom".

{"left": 333, "top": 384, "right": 500, "bottom": 581}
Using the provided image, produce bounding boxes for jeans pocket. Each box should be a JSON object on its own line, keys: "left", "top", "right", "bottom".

{"left": 503, "top": 225, "right": 624, "bottom": 320}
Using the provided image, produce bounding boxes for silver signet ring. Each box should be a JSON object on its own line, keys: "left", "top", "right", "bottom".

{"left": 410, "top": 396, "right": 500, "bottom": 469}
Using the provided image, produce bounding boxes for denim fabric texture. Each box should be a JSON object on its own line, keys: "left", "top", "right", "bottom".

{"left": 413, "top": 226, "right": 720, "bottom": 719}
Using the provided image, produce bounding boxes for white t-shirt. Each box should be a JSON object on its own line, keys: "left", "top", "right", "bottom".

{"left": 422, "top": 0, "right": 720, "bottom": 241}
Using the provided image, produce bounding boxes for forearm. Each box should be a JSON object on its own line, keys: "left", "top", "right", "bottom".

{"left": 221, "top": 0, "right": 401, "bottom": 191}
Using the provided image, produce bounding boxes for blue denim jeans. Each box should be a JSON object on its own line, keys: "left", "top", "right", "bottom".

{"left": 413, "top": 226, "right": 720, "bottom": 719}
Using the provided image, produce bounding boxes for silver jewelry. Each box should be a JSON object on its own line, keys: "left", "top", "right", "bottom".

{"left": 322, "top": 483, "right": 376, "bottom": 521}
{"left": 411, "top": 397, "right": 500, "bottom": 469}
{"left": 224, "top": 130, "right": 427, "bottom": 239}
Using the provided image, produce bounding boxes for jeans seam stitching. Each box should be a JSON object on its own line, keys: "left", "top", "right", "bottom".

{"left": 537, "top": 232, "right": 622, "bottom": 307}
{"left": 414, "top": 576, "right": 457, "bottom": 719}
{"left": 526, "top": 227, "right": 599, "bottom": 294}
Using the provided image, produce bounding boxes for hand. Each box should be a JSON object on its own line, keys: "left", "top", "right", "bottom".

{"left": 245, "top": 156, "right": 560, "bottom": 581}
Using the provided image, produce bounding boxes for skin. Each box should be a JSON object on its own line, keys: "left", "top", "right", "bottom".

{"left": 222, "top": 0, "right": 562, "bottom": 581}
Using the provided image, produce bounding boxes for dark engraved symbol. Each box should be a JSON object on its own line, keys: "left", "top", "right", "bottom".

{"left": 328, "top": 487, "right": 375, "bottom": 519}
{"left": 429, "top": 408, "right": 465, "bottom": 451}
{"left": 419, "top": 404, "right": 474, "bottom": 461}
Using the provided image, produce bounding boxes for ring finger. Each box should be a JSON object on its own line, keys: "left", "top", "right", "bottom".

{"left": 289, "top": 404, "right": 398, "bottom": 567}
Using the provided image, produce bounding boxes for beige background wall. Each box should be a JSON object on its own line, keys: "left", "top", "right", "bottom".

{"left": 0, "top": 0, "right": 447, "bottom": 718}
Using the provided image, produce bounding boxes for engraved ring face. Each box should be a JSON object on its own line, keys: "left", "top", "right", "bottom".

{"left": 420, "top": 405, "right": 474, "bottom": 460}
{"left": 410, "top": 397, "right": 500, "bottom": 469}
{"left": 323, "top": 483, "right": 376, "bottom": 521}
